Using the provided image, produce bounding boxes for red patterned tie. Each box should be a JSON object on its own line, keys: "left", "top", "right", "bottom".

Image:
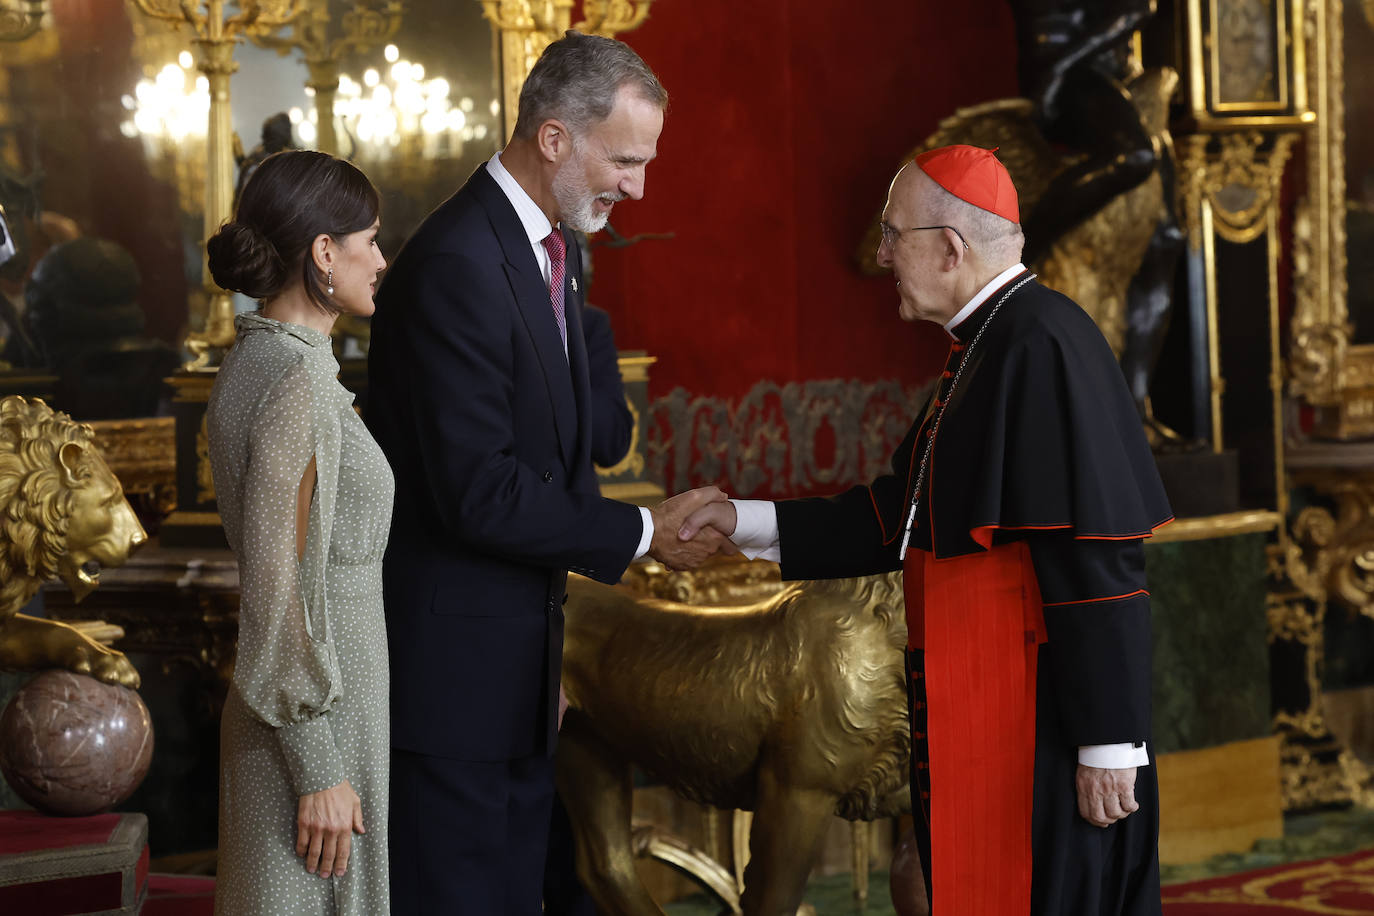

{"left": 540, "top": 229, "right": 568, "bottom": 349}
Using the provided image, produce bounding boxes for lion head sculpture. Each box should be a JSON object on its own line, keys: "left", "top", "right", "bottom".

{"left": 0, "top": 396, "right": 145, "bottom": 687}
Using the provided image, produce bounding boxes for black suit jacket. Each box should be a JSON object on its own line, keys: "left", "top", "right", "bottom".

{"left": 366, "top": 165, "right": 642, "bottom": 761}
{"left": 581, "top": 304, "right": 634, "bottom": 468}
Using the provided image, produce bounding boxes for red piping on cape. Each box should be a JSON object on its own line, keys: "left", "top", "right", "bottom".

{"left": 1042, "top": 589, "right": 1150, "bottom": 608}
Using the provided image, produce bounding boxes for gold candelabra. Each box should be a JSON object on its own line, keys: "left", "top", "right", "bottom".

{"left": 0, "top": 0, "right": 46, "bottom": 43}
{"left": 476, "top": 0, "right": 654, "bottom": 139}
{"left": 252, "top": 0, "right": 402, "bottom": 157}
{"left": 127, "top": 0, "right": 307, "bottom": 369}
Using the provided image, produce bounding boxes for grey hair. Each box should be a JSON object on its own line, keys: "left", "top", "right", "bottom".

{"left": 920, "top": 174, "right": 1025, "bottom": 263}
{"left": 512, "top": 31, "right": 667, "bottom": 141}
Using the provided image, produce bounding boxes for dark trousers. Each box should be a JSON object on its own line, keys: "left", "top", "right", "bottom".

{"left": 542, "top": 792, "right": 599, "bottom": 916}
{"left": 390, "top": 748, "right": 556, "bottom": 915}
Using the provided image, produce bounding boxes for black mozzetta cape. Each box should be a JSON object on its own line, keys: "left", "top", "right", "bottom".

{"left": 778, "top": 273, "right": 1172, "bottom": 576}
{"left": 927, "top": 274, "right": 1172, "bottom": 555}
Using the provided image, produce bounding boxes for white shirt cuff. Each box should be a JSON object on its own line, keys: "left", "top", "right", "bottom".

{"left": 634, "top": 506, "right": 654, "bottom": 560}
{"left": 729, "top": 499, "right": 781, "bottom": 562}
{"left": 1078, "top": 742, "right": 1149, "bottom": 768}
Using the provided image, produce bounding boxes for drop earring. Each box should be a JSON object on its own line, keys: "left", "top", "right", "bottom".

{"left": 326, "top": 268, "right": 334, "bottom": 296}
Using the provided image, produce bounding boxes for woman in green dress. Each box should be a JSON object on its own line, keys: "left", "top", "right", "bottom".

{"left": 206, "top": 150, "right": 391, "bottom": 915}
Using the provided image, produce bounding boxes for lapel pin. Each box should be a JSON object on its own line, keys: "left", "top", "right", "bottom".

{"left": 571, "top": 278, "right": 579, "bottom": 293}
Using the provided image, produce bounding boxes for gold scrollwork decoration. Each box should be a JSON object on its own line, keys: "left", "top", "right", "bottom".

{"left": 0, "top": 0, "right": 46, "bottom": 42}
{"left": 1287, "top": 473, "right": 1374, "bottom": 618}
{"left": 595, "top": 394, "right": 645, "bottom": 479}
{"left": 1177, "top": 131, "right": 1297, "bottom": 247}
{"left": 1267, "top": 595, "right": 1328, "bottom": 743}
{"left": 631, "top": 825, "right": 741, "bottom": 916}
{"left": 1290, "top": 0, "right": 1349, "bottom": 408}
{"left": 575, "top": 0, "right": 653, "bottom": 35}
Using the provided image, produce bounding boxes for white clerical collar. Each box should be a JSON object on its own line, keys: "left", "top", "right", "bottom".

{"left": 486, "top": 150, "right": 557, "bottom": 245}
{"left": 944, "top": 263, "right": 1028, "bottom": 340}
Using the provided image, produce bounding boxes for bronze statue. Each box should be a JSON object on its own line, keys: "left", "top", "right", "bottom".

{"left": 0, "top": 396, "right": 145, "bottom": 688}
{"left": 557, "top": 572, "right": 911, "bottom": 916}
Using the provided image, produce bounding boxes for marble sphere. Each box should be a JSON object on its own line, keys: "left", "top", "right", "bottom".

{"left": 0, "top": 669, "right": 153, "bottom": 816}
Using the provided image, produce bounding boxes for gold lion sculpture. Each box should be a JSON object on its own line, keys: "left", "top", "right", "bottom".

{"left": 0, "top": 396, "right": 146, "bottom": 688}
{"left": 558, "top": 571, "right": 911, "bottom": 916}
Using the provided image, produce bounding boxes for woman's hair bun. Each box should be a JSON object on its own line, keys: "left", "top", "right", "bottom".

{"left": 206, "top": 221, "right": 287, "bottom": 300}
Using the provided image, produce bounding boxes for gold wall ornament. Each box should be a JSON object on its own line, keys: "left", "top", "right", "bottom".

{"left": 476, "top": 0, "right": 655, "bottom": 140}
{"left": 127, "top": 0, "right": 308, "bottom": 369}
{"left": 1288, "top": 0, "right": 1366, "bottom": 421}
{"left": 0, "top": 0, "right": 47, "bottom": 42}
{"left": 1267, "top": 460, "right": 1374, "bottom": 810}
{"left": 1286, "top": 465, "right": 1374, "bottom": 619}
{"left": 250, "top": 0, "right": 402, "bottom": 156}
{"left": 1177, "top": 131, "right": 1298, "bottom": 247}
{"left": 557, "top": 571, "right": 910, "bottom": 915}
{"left": 0, "top": 397, "right": 147, "bottom": 689}
{"left": 1292, "top": 0, "right": 1374, "bottom": 437}
{"left": 88, "top": 417, "right": 178, "bottom": 523}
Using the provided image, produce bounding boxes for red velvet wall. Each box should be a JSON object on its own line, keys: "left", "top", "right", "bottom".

{"left": 590, "top": 2, "right": 1019, "bottom": 400}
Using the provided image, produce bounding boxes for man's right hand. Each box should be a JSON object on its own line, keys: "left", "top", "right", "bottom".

{"left": 677, "top": 500, "right": 738, "bottom": 542}
{"left": 648, "top": 487, "right": 737, "bottom": 569}
{"left": 296, "top": 778, "right": 364, "bottom": 878}
{"left": 1075, "top": 765, "right": 1139, "bottom": 828}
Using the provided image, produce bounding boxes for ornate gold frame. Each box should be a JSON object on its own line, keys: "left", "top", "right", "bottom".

{"left": 1185, "top": 0, "right": 1313, "bottom": 129}
{"left": 1288, "top": 0, "right": 1374, "bottom": 437}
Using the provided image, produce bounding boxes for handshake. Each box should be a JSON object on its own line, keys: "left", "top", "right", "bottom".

{"left": 646, "top": 486, "right": 743, "bottom": 570}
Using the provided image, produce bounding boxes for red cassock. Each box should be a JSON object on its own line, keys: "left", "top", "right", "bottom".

{"left": 776, "top": 274, "right": 1172, "bottom": 915}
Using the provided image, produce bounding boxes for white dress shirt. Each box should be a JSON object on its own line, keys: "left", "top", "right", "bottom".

{"left": 726, "top": 265, "right": 1148, "bottom": 769}
{"left": 485, "top": 152, "right": 655, "bottom": 559}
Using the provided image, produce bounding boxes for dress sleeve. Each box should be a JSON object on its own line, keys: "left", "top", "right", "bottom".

{"left": 234, "top": 357, "right": 346, "bottom": 796}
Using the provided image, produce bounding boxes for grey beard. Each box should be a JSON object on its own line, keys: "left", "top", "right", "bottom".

{"left": 553, "top": 152, "right": 615, "bottom": 234}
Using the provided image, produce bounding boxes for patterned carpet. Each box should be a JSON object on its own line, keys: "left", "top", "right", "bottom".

{"left": 662, "top": 809, "right": 1374, "bottom": 916}
{"left": 1161, "top": 850, "right": 1374, "bottom": 913}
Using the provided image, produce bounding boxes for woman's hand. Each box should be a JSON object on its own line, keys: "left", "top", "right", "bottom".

{"left": 296, "top": 778, "right": 365, "bottom": 877}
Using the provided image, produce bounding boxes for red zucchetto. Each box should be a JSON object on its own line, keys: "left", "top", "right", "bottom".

{"left": 914, "top": 145, "right": 1020, "bottom": 224}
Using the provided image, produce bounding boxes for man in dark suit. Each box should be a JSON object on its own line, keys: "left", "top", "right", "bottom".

{"left": 366, "top": 32, "right": 730, "bottom": 915}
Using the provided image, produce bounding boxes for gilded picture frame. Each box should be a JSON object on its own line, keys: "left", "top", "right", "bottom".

{"left": 1291, "top": 0, "right": 1374, "bottom": 438}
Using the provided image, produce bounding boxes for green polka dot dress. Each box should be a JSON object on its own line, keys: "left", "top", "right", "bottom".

{"left": 208, "top": 313, "right": 393, "bottom": 915}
